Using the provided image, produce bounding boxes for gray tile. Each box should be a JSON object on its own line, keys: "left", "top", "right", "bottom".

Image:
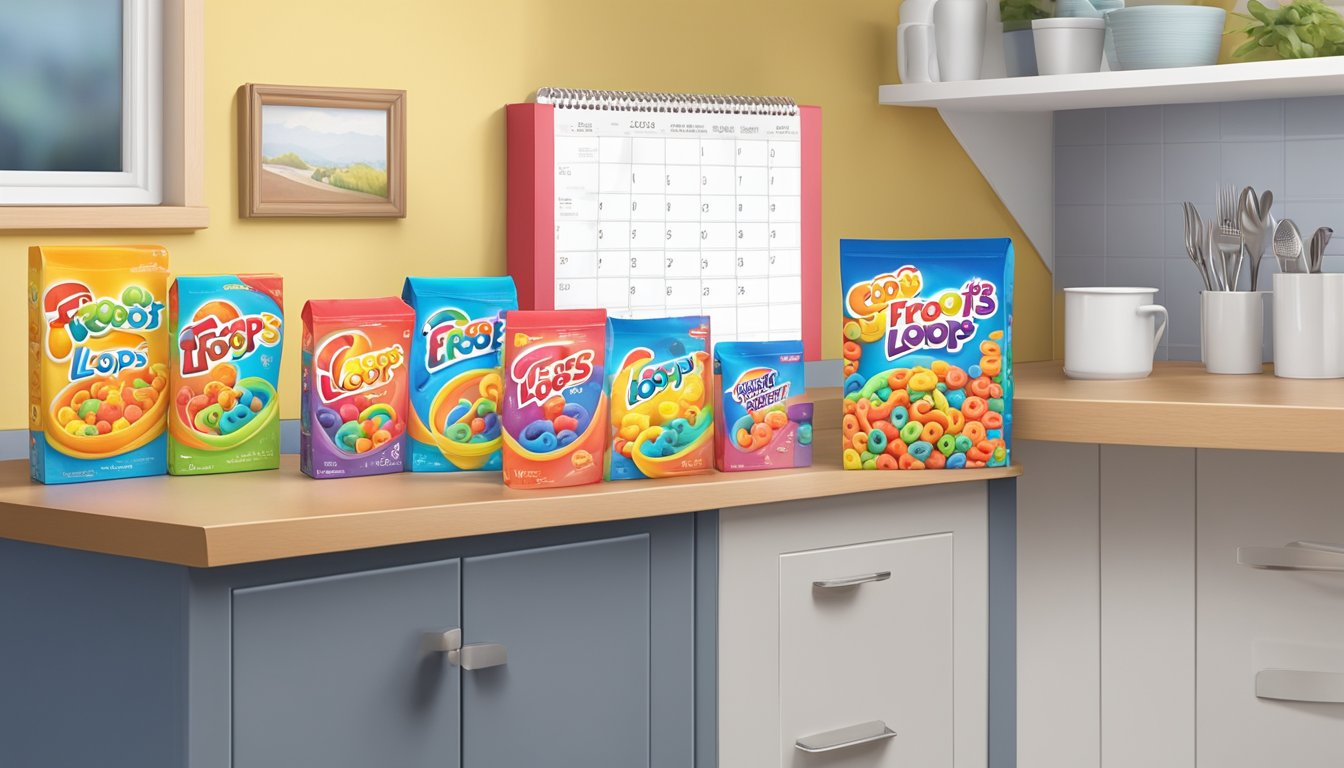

{"left": 1105, "top": 256, "right": 1165, "bottom": 292}
{"left": 1057, "top": 146, "right": 1106, "bottom": 205}
{"left": 1285, "top": 139, "right": 1344, "bottom": 199}
{"left": 1106, "top": 106, "right": 1162, "bottom": 145}
{"left": 1284, "top": 96, "right": 1344, "bottom": 140}
{"left": 1105, "top": 143, "right": 1163, "bottom": 204}
{"left": 1162, "top": 142, "right": 1220, "bottom": 205}
{"left": 1220, "top": 141, "right": 1284, "bottom": 202}
{"left": 1166, "top": 344, "right": 1201, "bottom": 362}
{"left": 1164, "top": 258, "right": 1206, "bottom": 347}
{"left": 1055, "top": 256, "right": 1106, "bottom": 289}
{"left": 1163, "top": 103, "right": 1220, "bottom": 143}
{"left": 1105, "top": 204, "right": 1165, "bottom": 257}
{"left": 1279, "top": 200, "right": 1344, "bottom": 253}
{"left": 1056, "top": 109, "right": 1107, "bottom": 146}
{"left": 1220, "top": 99, "right": 1284, "bottom": 141}
{"left": 1056, "top": 204, "right": 1106, "bottom": 258}
{"left": 1261, "top": 292, "right": 1274, "bottom": 362}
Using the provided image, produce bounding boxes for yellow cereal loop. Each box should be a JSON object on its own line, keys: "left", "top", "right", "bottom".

{"left": 908, "top": 369, "right": 938, "bottom": 392}
{"left": 843, "top": 448, "right": 863, "bottom": 470}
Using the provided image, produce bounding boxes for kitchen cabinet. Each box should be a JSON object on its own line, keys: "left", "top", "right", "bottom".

{"left": 718, "top": 483, "right": 991, "bottom": 767}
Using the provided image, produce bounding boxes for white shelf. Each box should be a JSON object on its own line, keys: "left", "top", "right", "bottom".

{"left": 879, "top": 58, "right": 1344, "bottom": 112}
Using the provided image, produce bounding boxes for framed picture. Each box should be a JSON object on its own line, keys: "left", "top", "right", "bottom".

{"left": 239, "top": 84, "right": 405, "bottom": 218}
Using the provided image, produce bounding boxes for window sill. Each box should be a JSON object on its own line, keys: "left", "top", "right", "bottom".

{"left": 0, "top": 205, "right": 208, "bottom": 231}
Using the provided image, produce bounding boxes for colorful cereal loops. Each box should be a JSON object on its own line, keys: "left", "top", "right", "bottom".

{"left": 315, "top": 396, "right": 403, "bottom": 454}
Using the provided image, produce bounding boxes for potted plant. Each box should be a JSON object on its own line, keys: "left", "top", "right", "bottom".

{"left": 1232, "top": 0, "right": 1344, "bottom": 60}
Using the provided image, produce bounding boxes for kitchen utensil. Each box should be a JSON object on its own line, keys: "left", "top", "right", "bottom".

{"left": 1214, "top": 184, "right": 1244, "bottom": 291}
{"left": 1105, "top": 5, "right": 1225, "bottom": 70}
{"left": 1201, "top": 290, "right": 1266, "bottom": 375}
{"left": 1239, "top": 186, "right": 1268, "bottom": 292}
{"left": 1182, "top": 202, "right": 1213, "bottom": 291}
{"left": 1273, "top": 218, "right": 1303, "bottom": 274}
{"left": 1272, "top": 272, "right": 1344, "bottom": 379}
{"left": 933, "top": 0, "right": 987, "bottom": 81}
{"left": 1032, "top": 17, "right": 1106, "bottom": 75}
{"left": 1063, "top": 287, "right": 1167, "bottom": 380}
{"left": 1310, "top": 227, "right": 1333, "bottom": 274}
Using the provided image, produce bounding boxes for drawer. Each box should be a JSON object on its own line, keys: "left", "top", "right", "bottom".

{"left": 780, "top": 535, "right": 955, "bottom": 767}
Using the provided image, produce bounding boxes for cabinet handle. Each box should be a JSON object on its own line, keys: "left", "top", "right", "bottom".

{"left": 421, "top": 629, "right": 508, "bottom": 670}
{"left": 1236, "top": 541, "right": 1344, "bottom": 572}
{"left": 813, "top": 571, "right": 892, "bottom": 589}
{"left": 795, "top": 720, "right": 897, "bottom": 753}
{"left": 1256, "top": 669, "right": 1344, "bottom": 704}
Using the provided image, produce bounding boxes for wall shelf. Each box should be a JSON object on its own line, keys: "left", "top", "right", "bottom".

{"left": 879, "top": 58, "right": 1344, "bottom": 113}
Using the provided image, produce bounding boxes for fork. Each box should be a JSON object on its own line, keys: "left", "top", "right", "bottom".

{"left": 1213, "top": 184, "right": 1244, "bottom": 291}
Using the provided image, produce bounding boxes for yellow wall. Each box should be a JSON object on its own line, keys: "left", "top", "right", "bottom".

{"left": 4, "top": 0, "right": 1052, "bottom": 429}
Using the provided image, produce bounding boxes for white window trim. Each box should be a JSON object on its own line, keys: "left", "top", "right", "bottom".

{"left": 0, "top": 0, "right": 162, "bottom": 205}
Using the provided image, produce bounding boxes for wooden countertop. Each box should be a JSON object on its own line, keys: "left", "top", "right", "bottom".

{"left": 1015, "top": 361, "right": 1344, "bottom": 452}
{"left": 0, "top": 425, "right": 1018, "bottom": 568}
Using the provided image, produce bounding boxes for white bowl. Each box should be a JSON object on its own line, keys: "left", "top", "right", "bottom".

{"left": 1033, "top": 17, "right": 1106, "bottom": 75}
{"left": 1106, "top": 5, "right": 1226, "bottom": 70}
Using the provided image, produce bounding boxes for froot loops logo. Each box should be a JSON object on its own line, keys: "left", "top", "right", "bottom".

{"left": 43, "top": 281, "right": 164, "bottom": 356}
{"left": 511, "top": 343, "right": 595, "bottom": 409}
{"left": 422, "top": 308, "right": 504, "bottom": 374}
{"left": 179, "top": 300, "right": 282, "bottom": 376}
{"left": 846, "top": 267, "right": 998, "bottom": 359}
{"left": 623, "top": 350, "right": 695, "bottom": 407}
{"left": 314, "top": 331, "right": 405, "bottom": 403}
{"left": 728, "top": 367, "right": 789, "bottom": 413}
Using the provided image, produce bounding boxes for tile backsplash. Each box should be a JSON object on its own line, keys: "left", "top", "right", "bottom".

{"left": 1054, "top": 97, "right": 1344, "bottom": 361}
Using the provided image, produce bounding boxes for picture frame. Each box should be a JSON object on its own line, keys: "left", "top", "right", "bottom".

{"left": 239, "top": 84, "right": 405, "bottom": 218}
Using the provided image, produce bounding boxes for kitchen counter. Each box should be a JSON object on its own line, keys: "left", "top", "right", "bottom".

{"left": 1015, "top": 360, "right": 1344, "bottom": 451}
{"left": 0, "top": 419, "right": 1017, "bottom": 567}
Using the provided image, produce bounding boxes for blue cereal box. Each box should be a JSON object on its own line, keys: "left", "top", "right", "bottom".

{"left": 402, "top": 277, "right": 517, "bottom": 472}
{"left": 605, "top": 315, "right": 714, "bottom": 481}
{"left": 839, "top": 238, "right": 1013, "bottom": 470}
{"left": 713, "top": 340, "right": 812, "bottom": 472}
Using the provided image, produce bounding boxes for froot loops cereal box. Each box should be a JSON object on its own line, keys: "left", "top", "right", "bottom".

{"left": 300, "top": 298, "right": 414, "bottom": 479}
{"left": 402, "top": 276, "right": 517, "bottom": 472}
{"left": 605, "top": 316, "right": 714, "bottom": 481}
{"left": 168, "top": 275, "right": 284, "bottom": 475}
{"left": 501, "top": 309, "right": 607, "bottom": 489}
{"left": 839, "top": 238, "right": 1013, "bottom": 470}
{"left": 28, "top": 245, "right": 171, "bottom": 484}
{"left": 713, "top": 340, "right": 812, "bottom": 472}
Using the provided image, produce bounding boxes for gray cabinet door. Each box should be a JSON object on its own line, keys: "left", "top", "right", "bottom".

{"left": 462, "top": 534, "right": 652, "bottom": 768}
{"left": 231, "top": 560, "right": 461, "bottom": 768}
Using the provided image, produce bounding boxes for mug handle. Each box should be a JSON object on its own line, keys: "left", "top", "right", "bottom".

{"left": 1137, "top": 304, "right": 1168, "bottom": 352}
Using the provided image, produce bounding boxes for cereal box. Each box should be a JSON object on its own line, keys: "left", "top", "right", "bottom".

{"left": 605, "top": 315, "right": 714, "bottom": 481}
{"left": 300, "top": 298, "right": 414, "bottom": 479}
{"left": 168, "top": 275, "right": 283, "bottom": 475}
{"left": 839, "top": 238, "right": 1013, "bottom": 470}
{"left": 402, "top": 277, "right": 517, "bottom": 472}
{"left": 713, "top": 340, "right": 812, "bottom": 472}
{"left": 28, "top": 245, "right": 171, "bottom": 484}
{"left": 501, "top": 309, "right": 607, "bottom": 489}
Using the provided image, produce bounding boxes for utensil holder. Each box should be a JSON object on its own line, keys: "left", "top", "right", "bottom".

{"left": 1272, "top": 273, "right": 1344, "bottom": 379}
{"left": 1201, "top": 291, "right": 1266, "bottom": 374}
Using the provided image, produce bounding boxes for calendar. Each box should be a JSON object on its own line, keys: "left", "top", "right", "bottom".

{"left": 507, "top": 89, "right": 822, "bottom": 359}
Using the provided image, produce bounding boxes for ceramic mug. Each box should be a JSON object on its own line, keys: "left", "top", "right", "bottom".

{"left": 1272, "top": 273, "right": 1344, "bottom": 379}
{"left": 1201, "top": 290, "right": 1266, "bottom": 375}
{"left": 1064, "top": 287, "right": 1167, "bottom": 379}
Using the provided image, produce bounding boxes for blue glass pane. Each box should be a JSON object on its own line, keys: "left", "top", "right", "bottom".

{"left": 0, "top": 0, "right": 123, "bottom": 172}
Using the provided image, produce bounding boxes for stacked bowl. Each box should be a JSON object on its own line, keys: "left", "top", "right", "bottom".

{"left": 1106, "top": 5, "right": 1226, "bottom": 69}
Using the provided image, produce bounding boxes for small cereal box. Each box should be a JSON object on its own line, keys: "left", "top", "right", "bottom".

{"left": 28, "top": 245, "right": 171, "bottom": 484}
{"left": 300, "top": 298, "right": 414, "bottom": 479}
{"left": 168, "top": 275, "right": 284, "bottom": 475}
{"left": 605, "top": 315, "right": 714, "bottom": 481}
{"left": 713, "top": 340, "right": 812, "bottom": 472}
{"left": 839, "top": 238, "right": 1013, "bottom": 470}
{"left": 401, "top": 277, "right": 517, "bottom": 472}
{"left": 501, "top": 309, "right": 607, "bottom": 489}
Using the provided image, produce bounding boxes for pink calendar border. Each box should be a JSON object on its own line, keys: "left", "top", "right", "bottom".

{"left": 507, "top": 102, "right": 822, "bottom": 361}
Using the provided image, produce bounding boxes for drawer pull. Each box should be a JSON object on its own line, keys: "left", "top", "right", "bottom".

{"left": 795, "top": 720, "right": 897, "bottom": 753}
{"left": 1237, "top": 541, "right": 1344, "bottom": 572}
{"left": 813, "top": 571, "right": 892, "bottom": 589}
{"left": 1256, "top": 669, "right": 1344, "bottom": 704}
{"left": 422, "top": 629, "right": 508, "bottom": 670}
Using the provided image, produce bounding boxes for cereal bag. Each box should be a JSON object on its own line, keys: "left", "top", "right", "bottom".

{"left": 28, "top": 245, "right": 171, "bottom": 484}
{"left": 501, "top": 309, "right": 607, "bottom": 489}
{"left": 300, "top": 298, "right": 413, "bottom": 479}
{"left": 605, "top": 316, "right": 714, "bottom": 481}
{"left": 402, "top": 277, "right": 517, "bottom": 472}
{"left": 839, "top": 238, "right": 1013, "bottom": 470}
{"left": 169, "top": 275, "right": 284, "bottom": 475}
{"left": 713, "top": 340, "right": 812, "bottom": 472}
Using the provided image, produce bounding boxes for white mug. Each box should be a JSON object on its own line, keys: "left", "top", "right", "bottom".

{"left": 1064, "top": 287, "right": 1167, "bottom": 380}
{"left": 1201, "top": 291, "right": 1266, "bottom": 375}
{"left": 1272, "top": 273, "right": 1344, "bottom": 379}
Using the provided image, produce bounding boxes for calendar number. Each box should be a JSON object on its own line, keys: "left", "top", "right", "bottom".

{"left": 559, "top": 255, "right": 569, "bottom": 265}
{"left": 630, "top": 120, "right": 655, "bottom": 129}
{"left": 738, "top": 286, "right": 746, "bottom": 295}
{"left": 666, "top": 230, "right": 673, "bottom": 240}
{"left": 630, "top": 256, "right": 638, "bottom": 268}
{"left": 666, "top": 257, "right": 674, "bottom": 267}
{"left": 559, "top": 282, "right": 572, "bottom": 291}
{"left": 702, "top": 287, "right": 710, "bottom": 297}
{"left": 701, "top": 203, "right": 709, "bottom": 213}
{"left": 665, "top": 286, "right": 673, "bottom": 296}
{"left": 629, "top": 286, "right": 637, "bottom": 295}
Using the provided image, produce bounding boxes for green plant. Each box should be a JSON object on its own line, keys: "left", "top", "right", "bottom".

{"left": 1234, "top": 0, "right": 1344, "bottom": 60}
{"left": 1001, "top": 0, "right": 1055, "bottom": 24}
{"left": 328, "top": 163, "right": 388, "bottom": 198}
{"left": 263, "top": 151, "right": 310, "bottom": 170}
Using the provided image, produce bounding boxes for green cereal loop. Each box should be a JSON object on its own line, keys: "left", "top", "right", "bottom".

{"left": 954, "top": 434, "right": 973, "bottom": 453}
{"left": 908, "top": 390, "right": 927, "bottom": 402}
{"left": 937, "top": 433, "right": 958, "bottom": 456}
{"left": 867, "top": 429, "right": 888, "bottom": 454}
{"left": 900, "top": 421, "right": 922, "bottom": 444}
{"left": 83, "top": 425, "right": 98, "bottom": 436}
{"left": 860, "top": 450, "right": 874, "bottom": 462}
{"left": 858, "top": 370, "right": 889, "bottom": 400}
{"left": 877, "top": 387, "right": 892, "bottom": 401}
{"left": 988, "top": 397, "right": 1004, "bottom": 413}
{"left": 96, "top": 300, "right": 116, "bottom": 324}
{"left": 797, "top": 423, "right": 813, "bottom": 445}
{"left": 444, "top": 422, "right": 473, "bottom": 443}
{"left": 862, "top": 458, "right": 877, "bottom": 470}
{"left": 475, "top": 399, "right": 496, "bottom": 415}
{"left": 843, "top": 323, "right": 862, "bottom": 341}
{"left": 78, "top": 399, "right": 102, "bottom": 419}
{"left": 121, "top": 286, "right": 149, "bottom": 307}
{"left": 133, "top": 378, "right": 150, "bottom": 388}
{"left": 111, "top": 304, "right": 129, "bottom": 327}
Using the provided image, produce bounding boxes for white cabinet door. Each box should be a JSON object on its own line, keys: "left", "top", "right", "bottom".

{"left": 1197, "top": 450, "right": 1344, "bottom": 768}
{"left": 780, "top": 534, "right": 954, "bottom": 767}
{"left": 719, "top": 483, "right": 988, "bottom": 768}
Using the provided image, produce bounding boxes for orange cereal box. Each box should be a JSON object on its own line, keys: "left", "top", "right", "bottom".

{"left": 28, "top": 245, "right": 171, "bottom": 484}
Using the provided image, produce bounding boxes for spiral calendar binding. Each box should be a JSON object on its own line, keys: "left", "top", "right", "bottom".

{"left": 535, "top": 87, "right": 798, "bottom": 117}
